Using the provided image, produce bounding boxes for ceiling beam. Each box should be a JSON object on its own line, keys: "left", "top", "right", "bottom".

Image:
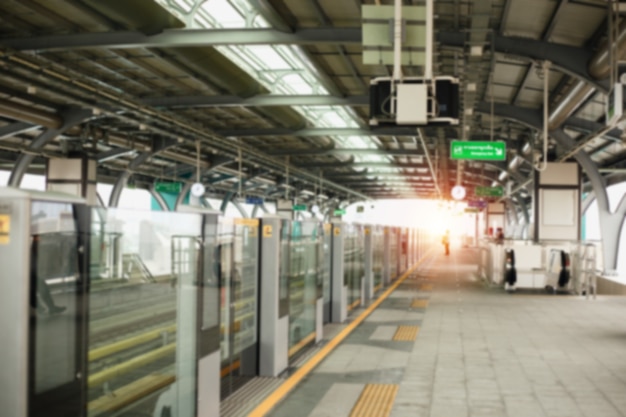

{"left": 542, "top": 0, "right": 570, "bottom": 41}
{"left": 3, "top": 29, "right": 602, "bottom": 89}
{"left": 219, "top": 127, "right": 427, "bottom": 137}
{"left": 475, "top": 101, "right": 611, "bottom": 213}
{"left": 140, "top": 94, "right": 369, "bottom": 108}
{"left": 0, "top": 122, "right": 39, "bottom": 140}
{"left": 268, "top": 148, "right": 422, "bottom": 156}
{"left": 563, "top": 117, "right": 623, "bottom": 142}
{"left": 0, "top": 28, "right": 360, "bottom": 51}
{"left": 297, "top": 161, "right": 426, "bottom": 169}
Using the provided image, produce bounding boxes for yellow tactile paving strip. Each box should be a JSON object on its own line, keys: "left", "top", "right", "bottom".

{"left": 393, "top": 325, "right": 419, "bottom": 341}
{"left": 411, "top": 299, "right": 429, "bottom": 309}
{"left": 247, "top": 250, "right": 433, "bottom": 417}
{"left": 419, "top": 283, "right": 433, "bottom": 291}
{"left": 349, "top": 384, "right": 399, "bottom": 417}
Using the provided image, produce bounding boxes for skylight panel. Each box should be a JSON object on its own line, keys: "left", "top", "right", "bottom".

{"left": 194, "top": 13, "right": 212, "bottom": 28}
{"left": 356, "top": 155, "right": 387, "bottom": 163}
{"left": 322, "top": 112, "right": 350, "bottom": 128}
{"left": 346, "top": 136, "right": 376, "bottom": 149}
{"left": 202, "top": 0, "right": 246, "bottom": 28}
{"left": 282, "top": 74, "right": 314, "bottom": 94}
{"left": 174, "top": 0, "right": 193, "bottom": 12}
{"left": 246, "top": 46, "right": 292, "bottom": 70}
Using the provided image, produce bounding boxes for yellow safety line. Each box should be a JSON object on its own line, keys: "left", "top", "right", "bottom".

{"left": 392, "top": 325, "right": 419, "bottom": 341}
{"left": 89, "top": 343, "right": 176, "bottom": 387}
{"left": 411, "top": 299, "right": 429, "bottom": 309}
{"left": 348, "top": 298, "right": 361, "bottom": 311}
{"left": 88, "top": 373, "right": 175, "bottom": 415}
{"left": 288, "top": 332, "right": 316, "bottom": 358}
{"left": 221, "top": 359, "right": 241, "bottom": 378}
{"left": 89, "top": 324, "right": 176, "bottom": 362}
{"left": 247, "top": 251, "right": 432, "bottom": 417}
{"left": 349, "top": 384, "right": 399, "bottom": 417}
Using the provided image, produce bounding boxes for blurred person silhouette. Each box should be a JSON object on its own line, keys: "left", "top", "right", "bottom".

{"left": 441, "top": 230, "right": 450, "bottom": 256}
{"left": 495, "top": 227, "right": 505, "bottom": 244}
{"left": 30, "top": 235, "right": 66, "bottom": 315}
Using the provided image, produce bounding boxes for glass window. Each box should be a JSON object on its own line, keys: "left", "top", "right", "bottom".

{"left": 87, "top": 208, "right": 203, "bottom": 417}
{"left": 31, "top": 201, "right": 79, "bottom": 394}
{"left": 201, "top": 0, "right": 245, "bottom": 27}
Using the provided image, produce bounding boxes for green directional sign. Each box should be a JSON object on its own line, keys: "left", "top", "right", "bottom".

{"left": 155, "top": 182, "right": 181, "bottom": 193}
{"left": 334, "top": 209, "right": 346, "bottom": 216}
{"left": 450, "top": 140, "right": 506, "bottom": 161}
{"left": 293, "top": 204, "right": 307, "bottom": 211}
{"left": 475, "top": 186, "right": 504, "bottom": 197}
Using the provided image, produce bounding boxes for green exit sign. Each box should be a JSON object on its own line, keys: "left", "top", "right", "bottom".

{"left": 334, "top": 209, "right": 346, "bottom": 216}
{"left": 475, "top": 186, "right": 504, "bottom": 197}
{"left": 155, "top": 182, "right": 181, "bottom": 193}
{"left": 293, "top": 204, "right": 307, "bottom": 211}
{"left": 450, "top": 140, "right": 506, "bottom": 161}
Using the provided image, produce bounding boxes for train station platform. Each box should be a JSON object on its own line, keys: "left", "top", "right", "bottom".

{"left": 239, "top": 248, "right": 626, "bottom": 417}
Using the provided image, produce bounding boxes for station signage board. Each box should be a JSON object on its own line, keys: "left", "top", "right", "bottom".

{"left": 293, "top": 204, "right": 307, "bottom": 211}
{"left": 245, "top": 196, "right": 264, "bottom": 205}
{"left": 334, "top": 209, "right": 346, "bottom": 216}
{"left": 467, "top": 200, "right": 487, "bottom": 209}
{"left": 464, "top": 208, "right": 480, "bottom": 213}
{"left": 450, "top": 140, "right": 506, "bottom": 161}
{"left": 155, "top": 182, "right": 181, "bottom": 193}
{"left": 475, "top": 186, "right": 504, "bottom": 197}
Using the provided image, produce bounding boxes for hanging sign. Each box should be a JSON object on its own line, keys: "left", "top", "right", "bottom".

{"left": 475, "top": 186, "right": 504, "bottom": 197}
{"left": 155, "top": 182, "right": 182, "bottom": 193}
{"left": 450, "top": 140, "right": 506, "bottom": 161}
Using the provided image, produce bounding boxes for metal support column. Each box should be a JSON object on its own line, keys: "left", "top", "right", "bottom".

{"left": 258, "top": 216, "right": 289, "bottom": 376}
{"left": 330, "top": 222, "right": 347, "bottom": 323}
{"left": 9, "top": 108, "right": 92, "bottom": 187}
{"left": 148, "top": 184, "right": 170, "bottom": 211}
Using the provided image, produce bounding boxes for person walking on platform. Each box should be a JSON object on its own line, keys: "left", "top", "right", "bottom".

{"left": 441, "top": 230, "right": 450, "bottom": 256}
{"left": 30, "top": 235, "right": 66, "bottom": 315}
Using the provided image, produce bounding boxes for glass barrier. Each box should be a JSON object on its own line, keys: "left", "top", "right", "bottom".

{"left": 219, "top": 217, "right": 258, "bottom": 398}
{"left": 389, "top": 228, "right": 398, "bottom": 280}
{"left": 87, "top": 208, "right": 203, "bottom": 417}
{"left": 344, "top": 224, "right": 364, "bottom": 312}
{"left": 279, "top": 220, "right": 291, "bottom": 318}
{"left": 372, "top": 226, "right": 384, "bottom": 292}
{"left": 322, "top": 224, "right": 332, "bottom": 316}
{"left": 30, "top": 200, "right": 83, "bottom": 409}
{"left": 287, "top": 221, "right": 322, "bottom": 358}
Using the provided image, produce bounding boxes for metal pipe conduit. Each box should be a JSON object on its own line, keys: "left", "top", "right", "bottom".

{"left": 4, "top": 55, "right": 369, "bottom": 200}
{"left": 549, "top": 20, "right": 626, "bottom": 130}
{"left": 0, "top": 98, "right": 61, "bottom": 129}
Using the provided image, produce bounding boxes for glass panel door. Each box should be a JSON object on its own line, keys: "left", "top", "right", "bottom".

{"left": 344, "top": 224, "right": 364, "bottom": 313}
{"left": 322, "top": 224, "right": 331, "bottom": 323}
{"left": 29, "top": 200, "right": 85, "bottom": 417}
{"left": 87, "top": 208, "right": 201, "bottom": 417}
{"left": 373, "top": 227, "right": 383, "bottom": 293}
{"left": 219, "top": 218, "right": 259, "bottom": 399}
{"left": 288, "top": 221, "right": 321, "bottom": 360}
